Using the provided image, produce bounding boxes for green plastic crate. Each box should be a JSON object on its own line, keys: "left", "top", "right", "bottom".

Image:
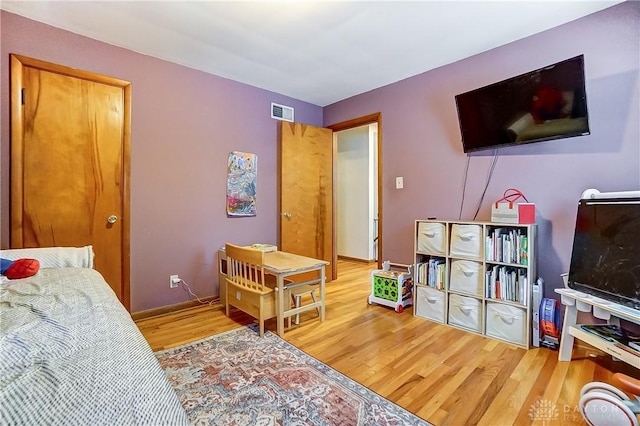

{"left": 373, "top": 275, "right": 399, "bottom": 301}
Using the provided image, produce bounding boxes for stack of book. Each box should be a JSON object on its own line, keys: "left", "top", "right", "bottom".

{"left": 415, "top": 259, "right": 446, "bottom": 290}
{"left": 485, "top": 265, "right": 527, "bottom": 304}
{"left": 485, "top": 228, "right": 528, "bottom": 265}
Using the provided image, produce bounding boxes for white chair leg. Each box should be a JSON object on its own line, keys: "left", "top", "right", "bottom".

{"left": 294, "top": 295, "right": 301, "bottom": 325}
{"left": 294, "top": 291, "right": 321, "bottom": 325}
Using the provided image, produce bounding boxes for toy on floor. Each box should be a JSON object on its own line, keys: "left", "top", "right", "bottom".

{"left": 368, "top": 262, "right": 413, "bottom": 313}
{"left": 1, "top": 258, "right": 40, "bottom": 279}
{"left": 540, "top": 297, "right": 561, "bottom": 349}
{"left": 580, "top": 373, "right": 640, "bottom": 426}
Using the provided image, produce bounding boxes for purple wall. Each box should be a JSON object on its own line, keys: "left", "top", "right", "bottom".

{"left": 1, "top": 3, "right": 638, "bottom": 312}
{"left": 0, "top": 11, "right": 322, "bottom": 312}
{"left": 325, "top": 1, "right": 639, "bottom": 298}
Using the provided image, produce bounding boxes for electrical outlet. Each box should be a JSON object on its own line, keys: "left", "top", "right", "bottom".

{"left": 395, "top": 176, "right": 404, "bottom": 189}
{"left": 169, "top": 274, "right": 180, "bottom": 288}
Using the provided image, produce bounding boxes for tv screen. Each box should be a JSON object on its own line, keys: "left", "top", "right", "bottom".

{"left": 567, "top": 197, "right": 640, "bottom": 310}
{"left": 455, "top": 55, "right": 590, "bottom": 153}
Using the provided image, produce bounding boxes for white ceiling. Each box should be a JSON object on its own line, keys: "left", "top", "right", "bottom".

{"left": 1, "top": 1, "right": 623, "bottom": 106}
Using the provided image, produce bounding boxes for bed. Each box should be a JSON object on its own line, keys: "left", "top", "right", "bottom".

{"left": 0, "top": 247, "right": 190, "bottom": 425}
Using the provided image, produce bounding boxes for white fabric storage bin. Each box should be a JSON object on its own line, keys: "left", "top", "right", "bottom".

{"left": 449, "top": 260, "right": 484, "bottom": 296}
{"left": 416, "top": 222, "right": 446, "bottom": 254}
{"left": 485, "top": 302, "right": 527, "bottom": 346}
{"left": 449, "top": 224, "right": 483, "bottom": 259}
{"left": 448, "top": 294, "right": 481, "bottom": 332}
{"left": 414, "top": 286, "right": 446, "bottom": 323}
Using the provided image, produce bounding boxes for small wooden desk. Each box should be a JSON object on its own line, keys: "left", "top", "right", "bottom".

{"left": 218, "top": 248, "right": 329, "bottom": 336}
{"left": 263, "top": 251, "right": 329, "bottom": 337}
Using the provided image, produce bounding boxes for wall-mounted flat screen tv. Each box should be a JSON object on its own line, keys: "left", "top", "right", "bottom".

{"left": 567, "top": 197, "right": 640, "bottom": 310}
{"left": 455, "top": 55, "right": 590, "bottom": 153}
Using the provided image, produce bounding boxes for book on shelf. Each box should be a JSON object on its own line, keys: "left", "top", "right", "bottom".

{"left": 520, "top": 236, "right": 528, "bottom": 266}
{"left": 416, "top": 259, "right": 446, "bottom": 290}
{"left": 485, "top": 265, "right": 527, "bottom": 304}
{"left": 485, "top": 227, "right": 528, "bottom": 265}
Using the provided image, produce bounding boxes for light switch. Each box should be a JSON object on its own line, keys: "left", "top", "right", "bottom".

{"left": 395, "top": 176, "right": 404, "bottom": 189}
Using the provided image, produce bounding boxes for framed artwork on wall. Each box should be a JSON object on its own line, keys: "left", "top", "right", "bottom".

{"left": 226, "top": 151, "right": 257, "bottom": 217}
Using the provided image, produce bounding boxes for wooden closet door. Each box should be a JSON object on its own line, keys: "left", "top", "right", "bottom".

{"left": 10, "top": 55, "right": 131, "bottom": 309}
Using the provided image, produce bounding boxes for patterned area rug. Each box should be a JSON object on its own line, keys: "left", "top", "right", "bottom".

{"left": 155, "top": 325, "right": 432, "bottom": 426}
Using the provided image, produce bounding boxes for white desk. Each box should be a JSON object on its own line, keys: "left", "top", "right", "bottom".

{"left": 218, "top": 248, "right": 329, "bottom": 336}
{"left": 555, "top": 288, "right": 640, "bottom": 369}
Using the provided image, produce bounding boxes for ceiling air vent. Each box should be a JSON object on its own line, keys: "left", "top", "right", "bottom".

{"left": 271, "top": 102, "right": 294, "bottom": 122}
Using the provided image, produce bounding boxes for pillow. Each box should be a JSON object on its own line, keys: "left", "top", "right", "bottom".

{"left": 2, "top": 258, "right": 40, "bottom": 279}
{"left": 0, "top": 246, "right": 94, "bottom": 269}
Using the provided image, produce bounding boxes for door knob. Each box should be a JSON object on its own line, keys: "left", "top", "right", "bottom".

{"left": 283, "top": 212, "right": 292, "bottom": 219}
{"left": 107, "top": 215, "right": 118, "bottom": 224}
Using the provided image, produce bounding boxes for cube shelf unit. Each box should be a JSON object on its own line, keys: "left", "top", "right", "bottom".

{"left": 413, "top": 219, "right": 537, "bottom": 349}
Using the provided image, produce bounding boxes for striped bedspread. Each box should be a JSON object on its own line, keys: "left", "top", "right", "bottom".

{"left": 0, "top": 268, "right": 190, "bottom": 425}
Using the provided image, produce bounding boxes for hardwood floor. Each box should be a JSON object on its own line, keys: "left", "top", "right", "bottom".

{"left": 136, "top": 260, "right": 638, "bottom": 425}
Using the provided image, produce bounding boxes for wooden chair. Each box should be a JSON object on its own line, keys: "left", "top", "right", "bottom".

{"left": 289, "top": 284, "right": 320, "bottom": 325}
{"left": 224, "top": 243, "right": 277, "bottom": 337}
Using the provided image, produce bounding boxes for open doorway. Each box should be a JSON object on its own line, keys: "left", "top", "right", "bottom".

{"left": 328, "top": 113, "right": 382, "bottom": 273}
{"left": 336, "top": 124, "right": 378, "bottom": 263}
